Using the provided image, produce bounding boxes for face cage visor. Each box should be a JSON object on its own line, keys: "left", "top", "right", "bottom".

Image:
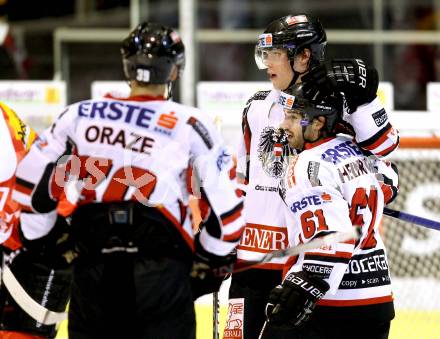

{"left": 254, "top": 33, "right": 296, "bottom": 69}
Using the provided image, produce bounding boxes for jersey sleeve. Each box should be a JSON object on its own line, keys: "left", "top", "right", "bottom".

{"left": 188, "top": 113, "right": 245, "bottom": 256}
{"left": 342, "top": 97, "right": 399, "bottom": 158}
{"left": 14, "top": 107, "right": 75, "bottom": 215}
{"left": 283, "top": 158, "right": 355, "bottom": 295}
{"left": 0, "top": 103, "right": 37, "bottom": 245}
{"left": 0, "top": 128, "right": 18, "bottom": 244}
{"left": 236, "top": 100, "right": 252, "bottom": 186}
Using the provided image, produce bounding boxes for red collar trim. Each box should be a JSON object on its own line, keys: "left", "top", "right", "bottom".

{"left": 104, "top": 93, "right": 166, "bottom": 102}
{"left": 304, "top": 137, "right": 335, "bottom": 150}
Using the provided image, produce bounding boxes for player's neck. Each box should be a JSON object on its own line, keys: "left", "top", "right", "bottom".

{"left": 130, "top": 82, "right": 167, "bottom": 97}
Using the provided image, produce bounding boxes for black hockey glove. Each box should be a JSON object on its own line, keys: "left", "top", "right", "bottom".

{"left": 190, "top": 232, "right": 236, "bottom": 300}
{"left": 1, "top": 247, "right": 72, "bottom": 337}
{"left": 265, "top": 271, "right": 329, "bottom": 328}
{"left": 19, "top": 215, "right": 78, "bottom": 269}
{"left": 302, "top": 58, "right": 379, "bottom": 113}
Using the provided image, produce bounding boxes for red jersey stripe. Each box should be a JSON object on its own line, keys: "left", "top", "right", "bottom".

{"left": 223, "top": 227, "right": 244, "bottom": 242}
{"left": 376, "top": 140, "right": 399, "bottom": 157}
{"left": 221, "top": 207, "right": 243, "bottom": 226}
{"left": 362, "top": 126, "right": 392, "bottom": 151}
{"left": 15, "top": 182, "right": 33, "bottom": 195}
{"left": 305, "top": 250, "right": 353, "bottom": 259}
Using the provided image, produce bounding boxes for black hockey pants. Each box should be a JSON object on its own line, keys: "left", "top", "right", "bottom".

{"left": 68, "top": 202, "right": 195, "bottom": 339}
{"left": 68, "top": 254, "right": 195, "bottom": 339}
{"left": 228, "top": 269, "right": 297, "bottom": 339}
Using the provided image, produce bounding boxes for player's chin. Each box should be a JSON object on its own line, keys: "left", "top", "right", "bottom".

{"left": 269, "top": 74, "right": 281, "bottom": 88}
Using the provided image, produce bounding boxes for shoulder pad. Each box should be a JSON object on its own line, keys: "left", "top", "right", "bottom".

{"left": 246, "top": 90, "right": 271, "bottom": 105}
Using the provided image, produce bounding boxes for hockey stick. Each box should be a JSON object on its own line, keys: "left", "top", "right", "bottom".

{"left": 383, "top": 207, "right": 440, "bottom": 231}
{"left": 215, "top": 228, "right": 359, "bottom": 276}
{"left": 213, "top": 291, "right": 220, "bottom": 339}
{"left": 1, "top": 266, "right": 67, "bottom": 325}
{"left": 258, "top": 320, "right": 269, "bottom": 339}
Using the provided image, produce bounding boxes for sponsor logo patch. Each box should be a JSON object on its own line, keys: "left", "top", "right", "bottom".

{"left": 258, "top": 33, "right": 273, "bottom": 47}
{"left": 303, "top": 263, "right": 333, "bottom": 279}
{"left": 157, "top": 111, "right": 178, "bottom": 129}
{"left": 254, "top": 184, "right": 278, "bottom": 192}
{"left": 372, "top": 109, "right": 388, "bottom": 127}
{"left": 321, "top": 140, "right": 363, "bottom": 164}
{"left": 278, "top": 92, "right": 295, "bottom": 109}
{"left": 290, "top": 194, "right": 331, "bottom": 213}
{"left": 340, "top": 249, "right": 391, "bottom": 289}
{"left": 223, "top": 299, "right": 244, "bottom": 339}
{"left": 238, "top": 223, "right": 288, "bottom": 253}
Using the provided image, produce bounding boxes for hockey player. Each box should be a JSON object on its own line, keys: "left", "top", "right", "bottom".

{"left": 263, "top": 85, "right": 394, "bottom": 339}
{"left": 0, "top": 102, "right": 45, "bottom": 339}
{"left": 13, "top": 22, "right": 244, "bottom": 339}
{"left": 226, "top": 13, "right": 399, "bottom": 339}
{"left": 0, "top": 102, "right": 35, "bottom": 249}
{"left": 0, "top": 103, "right": 70, "bottom": 339}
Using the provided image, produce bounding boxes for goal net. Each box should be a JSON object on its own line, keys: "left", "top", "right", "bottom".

{"left": 384, "top": 137, "right": 440, "bottom": 339}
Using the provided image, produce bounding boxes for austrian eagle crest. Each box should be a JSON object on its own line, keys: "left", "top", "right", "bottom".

{"left": 258, "top": 127, "right": 296, "bottom": 178}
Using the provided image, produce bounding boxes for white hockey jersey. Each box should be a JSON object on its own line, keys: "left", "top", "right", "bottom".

{"left": 13, "top": 94, "right": 245, "bottom": 256}
{"left": 236, "top": 89, "right": 296, "bottom": 269}
{"left": 281, "top": 135, "right": 393, "bottom": 308}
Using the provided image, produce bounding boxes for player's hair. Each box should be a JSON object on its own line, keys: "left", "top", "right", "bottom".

{"left": 263, "top": 14, "right": 326, "bottom": 67}
{"left": 281, "top": 84, "right": 339, "bottom": 133}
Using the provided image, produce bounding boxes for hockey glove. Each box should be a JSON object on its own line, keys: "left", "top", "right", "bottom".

{"left": 1, "top": 247, "right": 72, "bottom": 337}
{"left": 302, "top": 58, "right": 379, "bottom": 113}
{"left": 190, "top": 232, "right": 236, "bottom": 300}
{"left": 265, "top": 271, "right": 329, "bottom": 328}
{"left": 19, "top": 215, "right": 78, "bottom": 269}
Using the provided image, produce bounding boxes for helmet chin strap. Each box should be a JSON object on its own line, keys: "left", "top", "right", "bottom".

{"left": 165, "top": 81, "right": 173, "bottom": 100}
{"left": 285, "top": 56, "right": 311, "bottom": 90}
{"left": 285, "top": 62, "right": 307, "bottom": 90}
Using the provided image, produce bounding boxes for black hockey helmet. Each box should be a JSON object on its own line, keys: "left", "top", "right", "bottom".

{"left": 121, "top": 22, "right": 185, "bottom": 85}
{"left": 279, "top": 84, "right": 339, "bottom": 133}
{"left": 255, "top": 14, "right": 326, "bottom": 70}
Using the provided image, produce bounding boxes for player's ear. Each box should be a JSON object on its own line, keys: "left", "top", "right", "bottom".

{"left": 313, "top": 116, "right": 326, "bottom": 132}
{"left": 294, "top": 48, "right": 311, "bottom": 74}
{"left": 299, "top": 48, "right": 311, "bottom": 64}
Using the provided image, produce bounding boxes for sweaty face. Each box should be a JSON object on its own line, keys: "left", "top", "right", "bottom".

{"left": 264, "top": 49, "right": 294, "bottom": 90}
{"left": 280, "top": 110, "right": 305, "bottom": 150}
